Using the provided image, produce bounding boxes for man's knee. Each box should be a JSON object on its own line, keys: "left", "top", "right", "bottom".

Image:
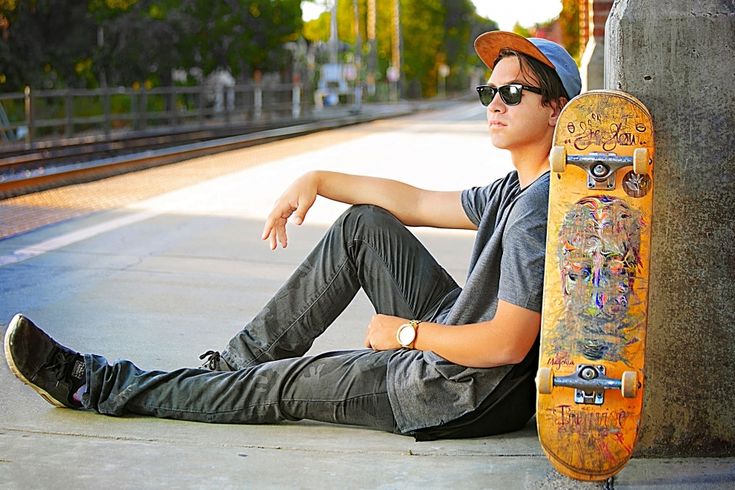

{"left": 339, "top": 204, "right": 402, "bottom": 234}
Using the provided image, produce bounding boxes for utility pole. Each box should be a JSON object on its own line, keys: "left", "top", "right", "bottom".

{"left": 389, "top": 0, "right": 401, "bottom": 100}
{"left": 367, "top": 0, "right": 377, "bottom": 96}
{"left": 353, "top": 0, "right": 363, "bottom": 110}
{"left": 97, "top": 26, "right": 107, "bottom": 88}
{"left": 329, "top": 0, "right": 338, "bottom": 65}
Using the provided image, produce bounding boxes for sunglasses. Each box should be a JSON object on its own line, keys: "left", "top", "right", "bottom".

{"left": 476, "top": 83, "right": 543, "bottom": 106}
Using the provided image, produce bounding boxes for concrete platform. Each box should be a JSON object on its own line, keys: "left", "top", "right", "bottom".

{"left": 1, "top": 103, "right": 733, "bottom": 488}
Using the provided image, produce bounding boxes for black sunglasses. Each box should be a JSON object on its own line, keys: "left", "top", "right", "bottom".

{"left": 476, "top": 83, "right": 543, "bottom": 106}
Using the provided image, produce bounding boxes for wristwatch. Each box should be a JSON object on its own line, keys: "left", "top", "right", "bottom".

{"left": 397, "top": 320, "right": 421, "bottom": 349}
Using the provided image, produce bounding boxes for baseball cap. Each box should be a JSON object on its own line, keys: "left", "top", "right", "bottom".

{"left": 474, "top": 31, "right": 582, "bottom": 99}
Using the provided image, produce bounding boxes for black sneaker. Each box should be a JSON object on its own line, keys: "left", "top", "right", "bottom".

{"left": 4, "top": 314, "right": 86, "bottom": 409}
{"left": 198, "top": 350, "right": 235, "bottom": 371}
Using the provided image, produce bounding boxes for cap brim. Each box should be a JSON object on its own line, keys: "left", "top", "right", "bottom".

{"left": 474, "top": 31, "right": 554, "bottom": 70}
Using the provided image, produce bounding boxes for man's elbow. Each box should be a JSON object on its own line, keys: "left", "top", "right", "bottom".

{"left": 471, "top": 345, "right": 530, "bottom": 368}
{"left": 499, "top": 340, "right": 535, "bottom": 366}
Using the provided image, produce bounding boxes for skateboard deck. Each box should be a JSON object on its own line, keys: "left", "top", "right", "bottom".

{"left": 536, "top": 90, "right": 654, "bottom": 481}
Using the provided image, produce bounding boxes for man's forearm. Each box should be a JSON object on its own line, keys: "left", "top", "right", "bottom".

{"left": 313, "top": 171, "right": 421, "bottom": 224}
{"left": 414, "top": 321, "right": 528, "bottom": 368}
{"left": 312, "top": 171, "right": 473, "bottom": 229}
{"left": 406, "top": 302, "right": 540, "bottom": 368}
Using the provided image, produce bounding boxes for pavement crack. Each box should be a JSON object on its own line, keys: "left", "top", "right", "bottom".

{"left": 2, "top": 427, "right": 160, "bottom": 444}
{"left": 2, "top": 427, "right": 544, "bottom": 458}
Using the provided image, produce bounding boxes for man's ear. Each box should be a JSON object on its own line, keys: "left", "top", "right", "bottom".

{"left": 548, "top": 97, "right": 569, "bottom": 126}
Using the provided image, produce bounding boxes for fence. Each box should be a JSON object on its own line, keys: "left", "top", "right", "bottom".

{"left": 0, "top": 82, "right": 319, "bottom": 146}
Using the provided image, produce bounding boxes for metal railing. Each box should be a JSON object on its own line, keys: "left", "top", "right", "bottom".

{"left": 0, "top": 83, "right": 320, "bottom": 147}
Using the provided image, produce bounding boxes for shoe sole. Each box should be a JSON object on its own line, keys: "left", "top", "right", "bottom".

{"left": 4, "top": 313, "right": 68, "bottom": 408}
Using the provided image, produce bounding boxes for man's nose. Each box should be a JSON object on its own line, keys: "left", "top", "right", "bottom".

{"left": 488, "top": 91, "right": 505, "bottom": 112}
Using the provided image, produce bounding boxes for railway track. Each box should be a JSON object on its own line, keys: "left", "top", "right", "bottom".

{"left": 0, "top": 108, "right": 406, "bottom": 200}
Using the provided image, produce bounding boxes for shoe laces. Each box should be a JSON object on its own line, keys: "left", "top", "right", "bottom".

{"left": 199, "top": 350, "right": 223, "bottom": 370}
{"left": 43, "top": 346, "right": 84, "bottom": 385}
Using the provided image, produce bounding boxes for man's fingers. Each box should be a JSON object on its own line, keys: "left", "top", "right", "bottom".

{"left": 263, "top": 225, "right": 283, "bottom": 251}
{"left": 262, "top": 213, "right": 292, "bottom": 250}
{"left": 261, "top": 219, "right": 274, "bottom": 241}
{"left": 276, "top": 223, "right": 288, "bottom": 249}
{"left": 268, "top": 229, "right": 276, "bottom": 250}
{"left": 292, "top": 201, "right": 310, "bottom": 226}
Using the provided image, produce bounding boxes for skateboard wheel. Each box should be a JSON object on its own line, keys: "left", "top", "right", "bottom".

{"left": 621, "top": 371, "right": 638, "bottom": 398}
{"left": 550, "top": 146, "right": 566, "bottom": 173}
{"left": 537, "top": 367, "right": 554, "bottom": 395}
{"left": 633, "top": 148, "right": 649, "bottom": 175}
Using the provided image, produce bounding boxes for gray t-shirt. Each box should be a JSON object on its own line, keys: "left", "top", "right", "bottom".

{"left": 386, "top": 170, "right": 549, "bottom": 433}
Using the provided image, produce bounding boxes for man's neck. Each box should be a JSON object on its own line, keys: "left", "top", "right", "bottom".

{"left": 511, "top": 144, "right": 551, "bottom": 188}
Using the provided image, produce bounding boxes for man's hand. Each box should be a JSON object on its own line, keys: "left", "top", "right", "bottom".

{"left": 261, "top": 171, "right": 473, "bottom": 251}
{"left": 364, "top": 314, "right": 407, "bottom": 351}
{"left": 261, "top": 172, "right": 318, "bottom": 250}
{"left": 363, "top": 301, "right": 541, "bottom": 367}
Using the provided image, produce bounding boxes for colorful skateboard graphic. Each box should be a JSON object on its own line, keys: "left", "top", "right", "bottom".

{"left": 536, "top": 90, "right": 654, "bottom": 481}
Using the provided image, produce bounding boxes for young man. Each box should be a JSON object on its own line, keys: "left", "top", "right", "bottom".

{"left": 4, "top": 32, "right": 581, "bottom": 439}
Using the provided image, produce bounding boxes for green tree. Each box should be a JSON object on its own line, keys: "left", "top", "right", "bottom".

{"left": 0, "top": 0, "right": 303, "bottom": 90}
{"left": 303, "top": 7, "right": 330, "bottom": 43}
{"left": 303, "top": 0, "right": 498, "bottom": 98}
{"left": 0, "top": 0, "right": 98, "bottom": 90}
{"left": 559, "top": 0, "right": 580, "bottom": 61}
{"left": 443, "top": 1, "right": 495, "bottom": 93}
{"left": 400, "top": 0, "right": 443, "bottom": 96}
{"left": 93, "top": 1, "right": 181, "bottom": 87}
{"left": 175, "top": 0, "right": 302, "bottom": 81}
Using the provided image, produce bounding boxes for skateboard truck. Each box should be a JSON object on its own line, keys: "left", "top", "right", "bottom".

{"left": 537, "top": 364, "right": 639, "bottom": 405}
{"left": 549, "top": 147, "right": 650, "bottom": 191}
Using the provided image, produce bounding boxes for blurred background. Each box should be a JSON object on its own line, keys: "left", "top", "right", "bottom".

{"left": 0, "top": 0, "right": 593, "bottom": 148}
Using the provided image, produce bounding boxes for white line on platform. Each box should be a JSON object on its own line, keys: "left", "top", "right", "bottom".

{"left": 0, "top": 210, "right": 160, "bottom": 267}
{"left": 0, "top": 102, "right": 503, "bottom": 268}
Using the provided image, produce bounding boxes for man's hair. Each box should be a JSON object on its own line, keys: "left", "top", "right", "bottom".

{"left": 493, "top": 48, "right": 569, "bottom": 105}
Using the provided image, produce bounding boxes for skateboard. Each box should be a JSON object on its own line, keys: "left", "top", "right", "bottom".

{"left": 535, "top": 90, "right": 654, "bottom": 481}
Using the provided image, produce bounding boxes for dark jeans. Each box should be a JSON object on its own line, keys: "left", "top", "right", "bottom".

{"left": 83, "top": 205, "right": 461, "bottom": 432}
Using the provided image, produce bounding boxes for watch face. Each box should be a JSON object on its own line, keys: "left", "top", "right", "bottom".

{"left": 399, "top": 324, "right": 415, "bottom": 346}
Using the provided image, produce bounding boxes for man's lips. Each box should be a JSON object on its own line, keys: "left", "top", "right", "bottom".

{"left": 488, "top": 120, "right": 507, "bottom": 128}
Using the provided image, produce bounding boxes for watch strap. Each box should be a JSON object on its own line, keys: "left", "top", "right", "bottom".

{"left": 409, "top": 320, "right": 421, "bottom": 349}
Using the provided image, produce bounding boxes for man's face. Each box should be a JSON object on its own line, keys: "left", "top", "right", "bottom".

{"left": 485, "top": 56, "right": 556, "bottom": 152}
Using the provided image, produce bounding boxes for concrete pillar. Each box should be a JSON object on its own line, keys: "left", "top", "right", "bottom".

{"left": 580, "top": 0, "right": 613, "bottom": 91}
{"left": 606, "top": 1, "right": 735, "bottom": 457}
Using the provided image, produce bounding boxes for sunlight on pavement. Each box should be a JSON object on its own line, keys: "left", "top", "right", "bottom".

{"left": 126, "top": 103, "right": 513, "bottom": 233}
